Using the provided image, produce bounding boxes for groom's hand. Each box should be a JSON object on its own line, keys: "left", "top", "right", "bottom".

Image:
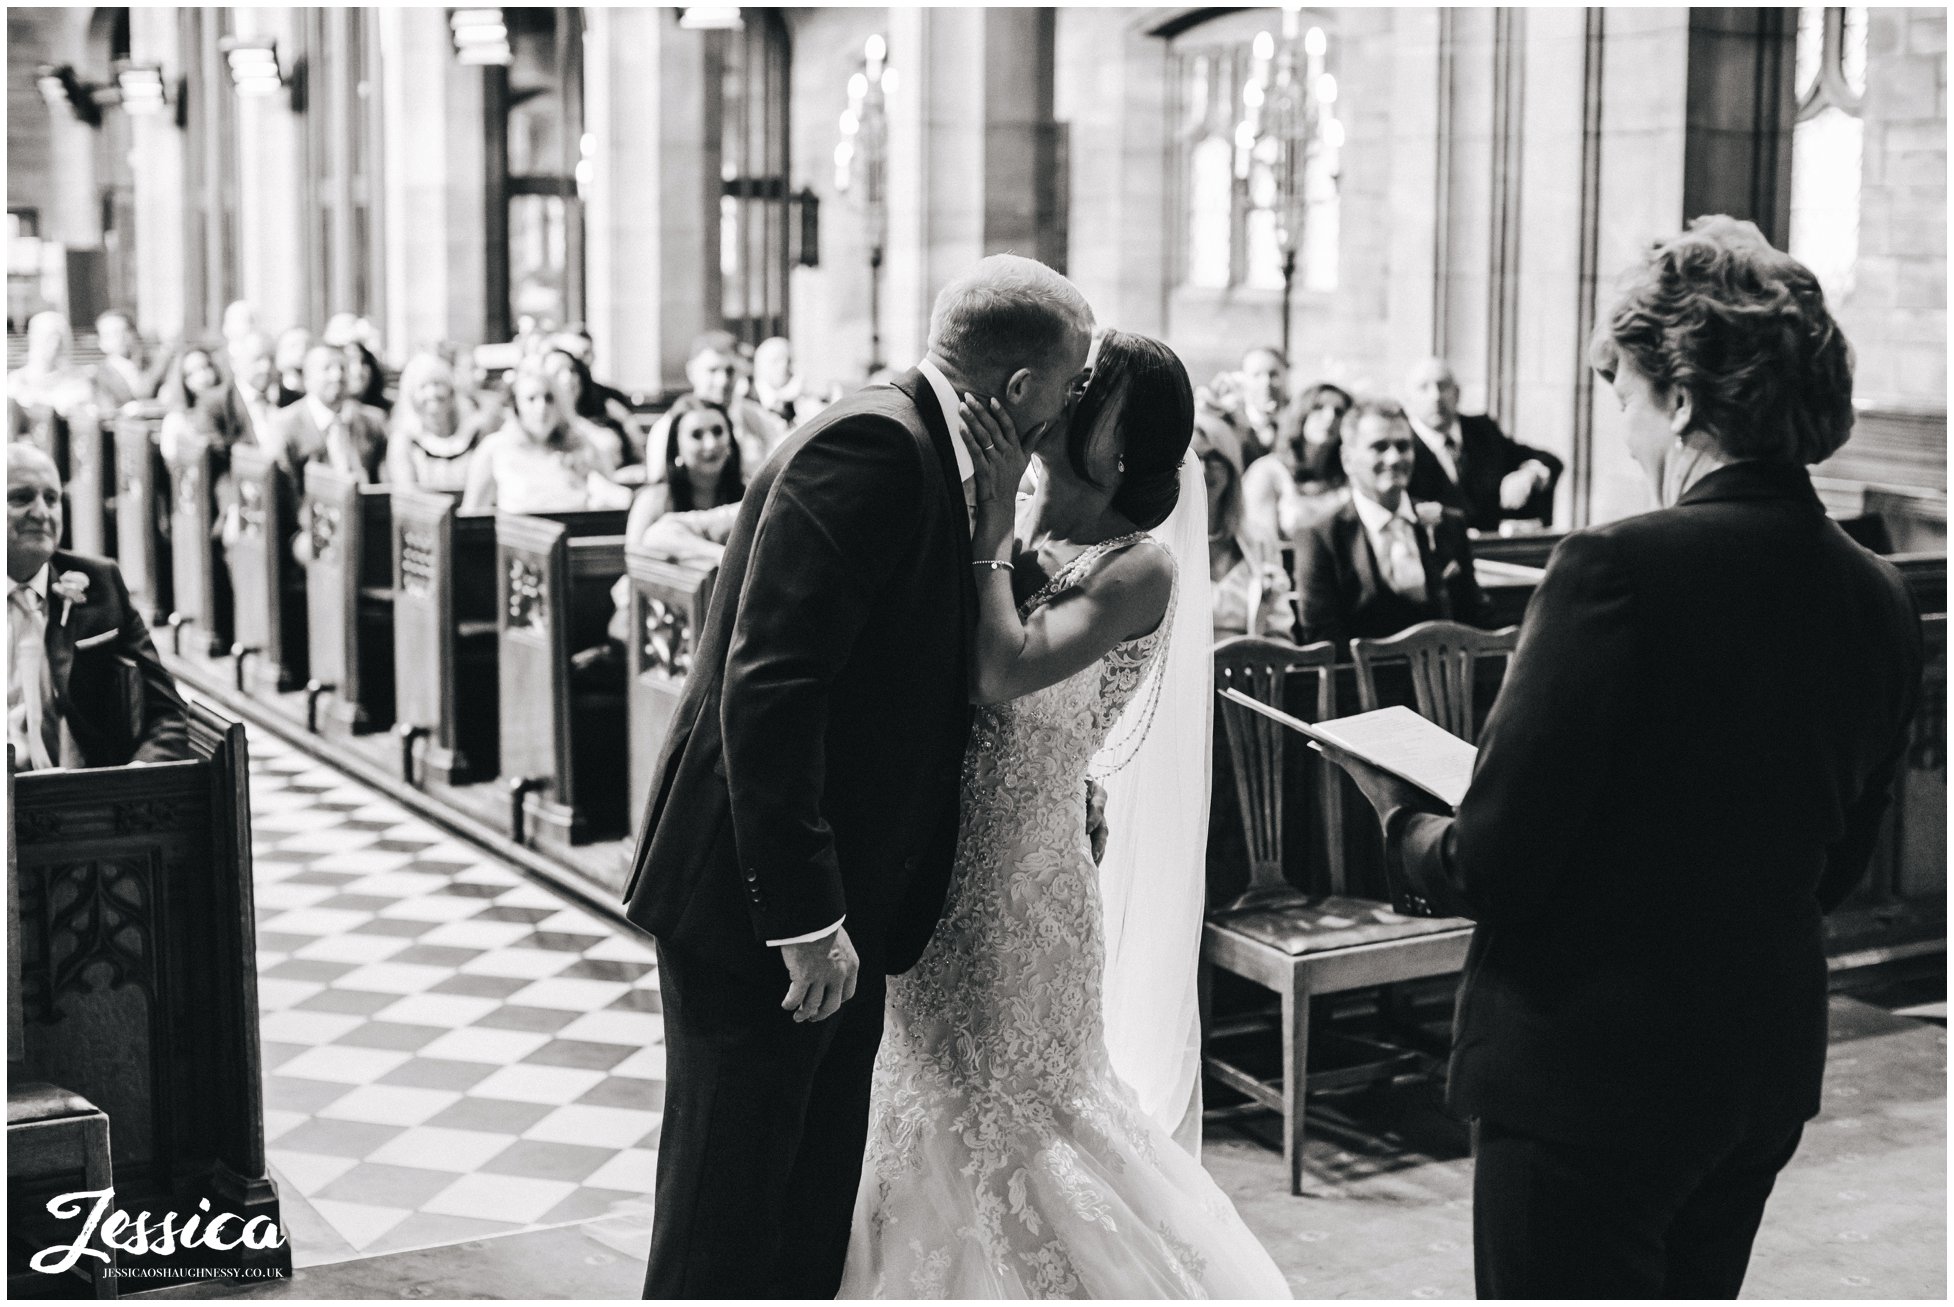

{"left": 780, "top": 926, "right": 860, "bottom": 1023}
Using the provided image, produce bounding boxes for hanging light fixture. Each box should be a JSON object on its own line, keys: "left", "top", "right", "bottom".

{"left": 219, "top": 36, "right": 285, "bottom": 98}
{"left": 450, "top": 9, "right": 512, "bottom": 67}
{"left": 678, "top": 7, "right": 744, "bottom": 31}
{"left": 115, "top": 61, "right": 168, "bottom": 116}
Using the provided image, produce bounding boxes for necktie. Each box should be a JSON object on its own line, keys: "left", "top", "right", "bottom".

{"left": 1381, "top": 517, "right": 1428, "bottom": 602}
{"left": 1443, "top": 430, "right": 1463, "bottom": 482}
{"left": 8, "top": 587, "right": 56, "bottom": 769}
{"left": 961, "top": 475, "right": 977, "bottom": 535}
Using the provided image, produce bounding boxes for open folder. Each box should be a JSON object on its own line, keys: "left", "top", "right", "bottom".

{"left": 1219, "top": 693, "right": 1478, "bottom": 810}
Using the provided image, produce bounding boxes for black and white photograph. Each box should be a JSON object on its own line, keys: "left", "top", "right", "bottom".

{"left": 6, "top": 2, "right": 1945, "bottom": 1300}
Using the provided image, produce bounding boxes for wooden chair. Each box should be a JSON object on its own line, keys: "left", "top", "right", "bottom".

{"left": 1350, "top": 620, "right": 1521, "bottom": 741}
{"left": 1202, "top": 636, "right": 1475, "bottom": 1195}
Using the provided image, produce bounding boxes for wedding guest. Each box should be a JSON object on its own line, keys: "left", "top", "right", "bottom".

{"left": 273, "top": 327, "right": 312, "bottom": 406}
{"left": 222, "top": 332, "right": 283, "bottom": 445}
{"left": 8, "top": 445, "right": 191, "bottom": 770}
{"left": 1235, "top": 345, "right": 1288, "bottom": 465}
{"left": 1294, "top": 395, "right": 1487, "bottom": 650}
{"left": 156, "top": 343, "right": 244, "bottom": 466}
{"left": 461, "top": 357, "right": 629, "bottom": 512}
{"left": 8, "top": 311, "right": 94, "bottom": 417}
{"left": 385, "top": 352, "right": 489, "bottom": 492}
{"left": 265, "top": 344, "right": 388, "bottom": 485}
{"left": 343, "top": 341, "right": 391, "bottom": 414}
{"left": 648, "top": 331, "right": 788, "bottom": 478}
{"left": 1337, "top": 216, "right": 1925, "bottom": 1300}
{"left": 1403, "top": 357, "right": 1563, "bottom": 532}
{"left": 554, "top": 323, "right": 634, "bottom": 419}
{"left": 1200, "top": 426, "right": 1296, "bottom": 640}
{"left": 91, "top": 309, "right": 166, "bottom": 411}
{"left": 750, "top": 336, "right": 806, "bottom": 429}
{"left": 220, "top": 299, "right": 259, "bottom": 349}
{"left": 1242, "top": 380, "right": 1352, "bottom": 546}
{"left": 544, "top": 346, "right": 633, "bottom": 471}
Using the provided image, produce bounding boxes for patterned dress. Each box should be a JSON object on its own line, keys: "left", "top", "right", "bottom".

{"left": 840, "top": 534, "right": 1292, "bottom": 1300}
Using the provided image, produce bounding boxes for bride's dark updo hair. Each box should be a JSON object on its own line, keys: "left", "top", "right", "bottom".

{"left": 1064, "top": 330, "right": 1195, "bottom": 531}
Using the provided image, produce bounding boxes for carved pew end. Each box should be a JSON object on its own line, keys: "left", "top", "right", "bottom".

{"left": 395, "top": 723, "right": 427, "bottom": 788}
{"left": 231, "top": 644, "right": 260, "bottom": 693}
{"left": 303, "top": 681, "right": 335, "bottom": 735}
{"left": 507, "top": 776, "right": 545, "bottom": 846}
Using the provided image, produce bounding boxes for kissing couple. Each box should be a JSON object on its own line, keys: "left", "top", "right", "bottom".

{"left": 622, "top": 254, "right": 1290, "bottom": 1299}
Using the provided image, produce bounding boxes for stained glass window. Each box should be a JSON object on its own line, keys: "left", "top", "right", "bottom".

{"left": 1789, "top": 7, "right": 1868, "bottom": 301}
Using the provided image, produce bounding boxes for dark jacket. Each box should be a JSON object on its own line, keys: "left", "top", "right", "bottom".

{"left": 266, "top": 399, "right": 388, "bottom": 485}
{"left": 1392, "top": 461, "right": 1923, "bottom": 1146}
{"left": 1295, "top": 497, "right": 1489, "bottom": 649}
{"left": 622, "top": 370, "right": 974, "bottom": 979}
{"left": 35, "top": 550, "right": 193, "bottom": 768}
{"left": 1409, "top": 412, "right": 1564, "bottom": 532}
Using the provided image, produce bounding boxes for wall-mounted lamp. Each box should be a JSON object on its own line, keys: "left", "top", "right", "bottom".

{"left": 36, "top": 64, "right": 103, "bottom": 128}
{"left": 451, "top": 9, "right": 513, "bottom": 66}
{"left": 678, "top": 7, "right": 744, "bottom": 31}
{"left": 219, "top": 36, "right": 286, "bottom": 98}
{"left": 115, "top": 61, "right": 169, "bottom": 117}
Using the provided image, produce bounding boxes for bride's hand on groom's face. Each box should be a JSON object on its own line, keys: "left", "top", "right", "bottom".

{"left": 962, "top": 393, "right": 1028, "bottom": 555}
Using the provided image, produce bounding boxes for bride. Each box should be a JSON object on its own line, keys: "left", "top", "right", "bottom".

{"left": 838, "top": 331, "right": 1292, "bottom": 1299}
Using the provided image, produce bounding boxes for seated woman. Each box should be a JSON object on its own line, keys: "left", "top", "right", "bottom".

{"left": 1200, "top": 426, "right": 1297, "bottom": 640}
{"left": 606, "top": 395, "right": 746, "bottom": 644}
{"left": 343, "top": 341, "right": 392, "bottom": 414}
{"left": 461, "top": 356, "right": 631, "bottom": 513}
{"left": 544, "top": 346, "right": 633, "bottom": 475}
{"left": 9, "top": 311, "right": 96, "bottom": 418}
{"left": 385, "top": 351, "right": 490, "bottom": 492}
{"left": 156, "top": 343, "right": 249, "bottom": 548}
{"left": 1242, "top": 380, "right": 1351, "bottom": 546}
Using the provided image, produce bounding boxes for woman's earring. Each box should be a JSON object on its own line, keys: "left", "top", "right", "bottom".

{"left": 1117, "top": 457, "right": 1126, "bottom": 473}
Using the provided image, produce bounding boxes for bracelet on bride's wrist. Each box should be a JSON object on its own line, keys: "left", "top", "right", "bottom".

{"left": 973, "top": 559, "right": 1014, "bottom": 573}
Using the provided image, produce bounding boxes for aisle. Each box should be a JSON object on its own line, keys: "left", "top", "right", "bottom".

{"left": 245, "top": 729, "right": 661, "bottom": 1265}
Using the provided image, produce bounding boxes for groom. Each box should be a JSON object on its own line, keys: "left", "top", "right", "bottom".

{"left": 623, "top": 254, "right": 1094, "bottom": 1298}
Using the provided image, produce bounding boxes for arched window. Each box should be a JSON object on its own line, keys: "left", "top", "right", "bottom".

{"left": 712, "top": 10, "right": 790, "bottom": 345}
{"left": 1788, "top": 6, "right": 1867, "bottom": 300}
{"left": 1168, "top": 9, "right": 1342, "bottom": 295}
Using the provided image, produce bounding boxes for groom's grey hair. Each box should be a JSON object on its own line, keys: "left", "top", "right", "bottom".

{"left": 927, "top": 254, "right": 1094, "bottom": 387}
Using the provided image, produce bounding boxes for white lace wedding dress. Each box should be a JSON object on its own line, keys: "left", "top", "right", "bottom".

{"left": 838, "top": 534, "right": 1292, "bottom": 1300}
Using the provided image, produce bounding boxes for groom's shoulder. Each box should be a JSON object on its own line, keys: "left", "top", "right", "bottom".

{"left": 784, "top": 383, "right": 930, "bottom": 456}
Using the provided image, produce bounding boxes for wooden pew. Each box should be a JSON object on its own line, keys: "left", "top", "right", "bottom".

{"left": 165, "top": 442, "right": 232, "bottom": 658}
{"left": 112, "top": 409, "right": 173, "bottom": 625}
{"left": 22, "top": 404, "right": 69, "bottom": 479}
{"left": 65, "top": 407, "right": 116, "bottom": 558}
{"left": 497, "top": 510, "right": 631, "bottom": 859}
{"left": 302, "top": 465, "right": 395, "bottom": 735}
{"left": 226, "top": 444, "right": 307, "bottom": 694}
{"left": 10, "top": 705, "right": 289, "bottom": 1290}
{"left": 391, "top": 490, "right": 500, "bottom": 787}
{"left": 623, "top": 548, "right": 717, "bottom": 829}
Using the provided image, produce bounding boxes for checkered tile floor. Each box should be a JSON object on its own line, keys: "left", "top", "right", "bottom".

{"left": 245, "top": 729, "right": 662, "bottom": 1266}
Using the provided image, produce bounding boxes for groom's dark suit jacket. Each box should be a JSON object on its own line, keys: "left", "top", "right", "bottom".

{"left": 1391, "top": 461, "right": 1922, "bottom": 1147}
{"left": 623, "top": 371, "right": 974, "bottom": 978}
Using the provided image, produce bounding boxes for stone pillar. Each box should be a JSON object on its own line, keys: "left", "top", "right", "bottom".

{"left": 1682, "top": 8, "right": 1796, "bottom": 246}
{"left": 583, "top": 7, "right": 711, "bottom": 393}
{"left": 129, "top": 7, "right": 188, "bottom": 340}
{"left": 230, "top": 7, "right": 307, "bottom": 336}
{"left": 376, "top": 8, "right": 490, "bottom": 354}
{"left": 1053, "top": 9, "right": 1170, "bottom": 337}
{"left": 884, "top": 7, "right": 1061, "bottom": 367}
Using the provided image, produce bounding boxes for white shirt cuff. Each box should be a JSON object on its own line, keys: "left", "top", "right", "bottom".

{"left": 766, "top": 916, "right": 845, "bottom": 947}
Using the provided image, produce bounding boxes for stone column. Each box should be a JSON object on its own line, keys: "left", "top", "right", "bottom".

{"left": 230, "top": 7, "right": 307, "bottom": 335}
{"left": 582, "top": 7, "right": 711, "bottom": 393}
{"left": 376, "top": 8, "right": 490, "bottom": 354}
{"left": 129, "top": 7, "right": 189, "bottom": 340}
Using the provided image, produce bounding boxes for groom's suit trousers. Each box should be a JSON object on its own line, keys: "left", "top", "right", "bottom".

{"left": 643, "top": 937, "right": 887, "bottom": 1299}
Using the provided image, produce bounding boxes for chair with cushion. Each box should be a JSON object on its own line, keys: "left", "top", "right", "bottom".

{"left": 1203, "top": 637, "right": 1475, "bottom": 1194}
{"left": 1350, "top": 619, "right": 1520, "bottom": 741}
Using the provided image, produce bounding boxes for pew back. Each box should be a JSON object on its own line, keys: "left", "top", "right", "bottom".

{"left": 65, "top": 407, "right": 115, "bottom": 557}
{"left": 228, "top": 443, "right": 306, "bottom": 691}
{"left": 112, "top": 410, "right": 171, "bottom": 624}
{"left": 624, "top": 547, "right": 717, "bottom": 831}
{"left": 497, "top": 510, "right": 629, "bottom": 851}
{"left": 167, "top": 442, "right": 229, "bottom": 656}
{"left": 391, "top": 490, "right": 500, "bottom": 784}
{"left": 304, "top": 464, "right": 394, "bottom": 731}
{"left": 10, "top": 704, "right": 287, "bottom": 1283}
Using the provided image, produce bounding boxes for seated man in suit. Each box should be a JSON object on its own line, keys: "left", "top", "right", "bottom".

{"left": 647, "top": 332, "right": 788, "bottom": 478}
{"left": 1295, "top": 395, "right": 1489, "bottom": 650}
{"left": 264, "top": 343, "right": 388, "bottom": 485}
{"left": 8, "top": 446, "right": 191, "bottom": 770}
{"left": 92, "top": 309, "right": 167, "bottom": 412}
{"left": 223, "top": 332, "right": 283, "bottom": 446}
{"left": 1403, "top": 357, "right": 1563, "bottom": 532}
